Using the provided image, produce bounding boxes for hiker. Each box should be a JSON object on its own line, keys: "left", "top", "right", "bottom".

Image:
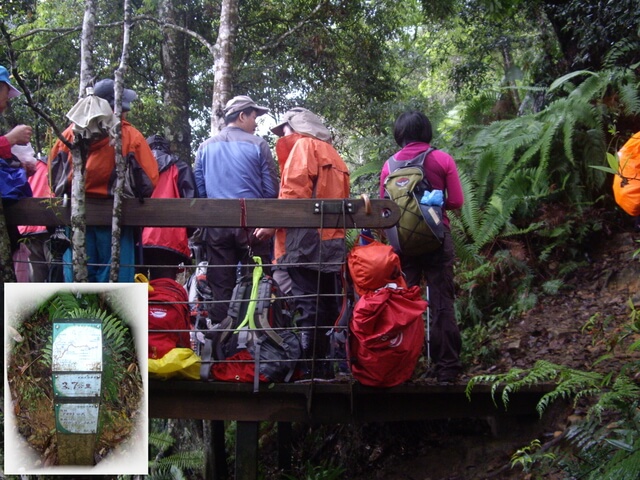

{"left": 379, "top": 110, "right": 464, "bottom": 383}
{"left": 1, "top": 65, "right": 33, "bottom": 257}
{"left": 15, "top": 148, "right": 57, "bottom": 282}
{"left": 48, "top": 78, "right": 159, "bottom": 282}
{"left": 0, "top": 66, "right": 32, "bottom": 158}
{"left": 193, "top": 95, "right": 279, "bottom": 324}
{"left": 140, "top": 134, "right": 197, "bottom": 280}
{"left": 255, "top": 107, "right": 350, "bottom": 379}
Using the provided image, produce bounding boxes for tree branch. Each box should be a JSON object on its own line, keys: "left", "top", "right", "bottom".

{"left": 256, "top": 0, "right": 329, "bottom": 52}
{"left": 0, "top": 21, "right": 71, "bottom": 150}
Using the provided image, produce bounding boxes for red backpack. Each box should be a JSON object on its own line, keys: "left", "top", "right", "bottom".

{"left": 148, "top": 277, "right": 192, "bottom": 359}
{"left": 349, "top": 285, "right": 426, "bottom": 387}
{"left": 142, "top": 163, "right": 191, "bottom": 258}
{"left": 347, "top": 236, "right": 408, "bottom": 297}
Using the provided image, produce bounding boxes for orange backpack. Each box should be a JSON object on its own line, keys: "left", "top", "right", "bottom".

{"left": 613, "top": 132, "right": 640, "bottom": 216}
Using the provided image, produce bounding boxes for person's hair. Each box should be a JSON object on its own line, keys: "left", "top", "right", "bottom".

{"left": 225, "top": 106, "right": 256, "bottom": 125}
{"left": 393, "top": 111, "right": 433, "bottom": 147}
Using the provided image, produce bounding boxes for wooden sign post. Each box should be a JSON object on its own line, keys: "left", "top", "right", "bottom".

{"left": 52, "top": 318, "right": 103, "bottom": 465}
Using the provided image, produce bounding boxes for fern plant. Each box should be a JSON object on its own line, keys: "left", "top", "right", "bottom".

{"left": 454, "top": 65, "right": 639, "bottom": 257}
{"left": 559, "top": 401, "right": 640, "bottom": 480}
{"left": 148, "top": 426, "right": 205, "bottom": 479}
{"left": 466, "top": 324, "right": 640, "bottom": 480}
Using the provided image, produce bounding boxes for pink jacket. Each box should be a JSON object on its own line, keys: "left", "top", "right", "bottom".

{"left": 18, "top": 159, "right": 52, "bottom": 235}
{"left": 380, "top": 142, "right": 464, "bottom": 228}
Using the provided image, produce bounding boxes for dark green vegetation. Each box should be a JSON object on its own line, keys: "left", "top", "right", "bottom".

{"left": 2, "top": 0, "right": 640, "bottom": 478}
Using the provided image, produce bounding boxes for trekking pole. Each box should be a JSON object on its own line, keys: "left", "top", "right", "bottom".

{"left": 426, "top": 285, "right": 431, "bottom": 367}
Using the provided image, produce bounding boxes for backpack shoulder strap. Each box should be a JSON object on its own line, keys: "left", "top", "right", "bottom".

{"left": 386, "top": 147, "right": 436, "bottom": 175}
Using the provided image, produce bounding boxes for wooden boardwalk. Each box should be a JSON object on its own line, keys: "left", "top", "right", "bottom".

{"left": 149, "top": 379, "right": 556, "bottom": 479}
{"left": 149, "top": 379, "right": 553, "bottom": 423}
{"left": 4, "top": 197, "right": 557, "bottom": 479}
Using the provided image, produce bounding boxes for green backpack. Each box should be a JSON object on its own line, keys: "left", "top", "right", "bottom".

{"left": 383, "top": 148, "right": 445, "bottom": 256}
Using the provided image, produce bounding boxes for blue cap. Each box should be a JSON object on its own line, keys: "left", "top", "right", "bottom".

{"left": 0, "top": 66, "right": 21, "bottom": 99}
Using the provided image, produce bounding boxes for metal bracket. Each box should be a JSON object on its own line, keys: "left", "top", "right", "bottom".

{"left": 313, "top": 200, "right": 354, "bottom": 215}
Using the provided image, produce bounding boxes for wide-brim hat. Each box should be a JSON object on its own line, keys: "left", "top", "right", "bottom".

{"left": 224, "top": 95, "right": 269, "bottom": 116}
{"left": 93, "top": 78, "right": 137, "bottom": 112}
{"left": 0, "top": 66, "right": 21, "bottom": 99}
{"left": 271, "top": 107, "right": 332, "bottom": 142}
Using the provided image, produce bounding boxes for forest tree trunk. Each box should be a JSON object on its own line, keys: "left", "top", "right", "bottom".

{"left": 210, "top": 0, "right": 238, "bottom": 134}
{"left": 160, "top": 0, "right": 192, "bottom": 163}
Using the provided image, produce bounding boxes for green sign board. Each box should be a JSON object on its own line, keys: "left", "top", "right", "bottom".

{"left": 52, "top": 319, "right": 103, "bottom": 437}
{"left": 53, "top": 373, "right": 102, "bottom": 398}
{"left": 55, "top": 403, "right": 100, "bottom": 434}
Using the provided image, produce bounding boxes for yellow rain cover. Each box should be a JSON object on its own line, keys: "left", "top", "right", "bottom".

{"left": 148, "top": 348, "right": 201, "bottom": 380}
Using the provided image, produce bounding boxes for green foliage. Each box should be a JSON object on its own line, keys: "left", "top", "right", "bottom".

{"left": 510, "top": 439, "right": 556, "bottom": 473}
{"left": 559, "top": 403, "right": 640, "bottom": 480}
{"left": 455, "top": 246, "right": 536, "bottom": 328}
{"left": 460, "top": 320, "right": 503, "bottom": 368}
{"left": 467, "top": 310, "right": 640, "bottom": 480}
{"left": 149, "top": 423, "right": 205, "bottom": 479}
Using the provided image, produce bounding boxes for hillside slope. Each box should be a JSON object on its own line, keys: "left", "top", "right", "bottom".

{"left": 346, "top": 231, "right": 640, "bottom": 479}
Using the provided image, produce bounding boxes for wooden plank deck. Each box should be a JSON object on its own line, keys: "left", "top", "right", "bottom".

{"left": 149, "top": 379, "right": 555, "bottom": 423}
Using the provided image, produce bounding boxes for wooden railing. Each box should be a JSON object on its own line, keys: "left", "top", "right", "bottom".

{"left": 3, "top": 196, "right": 399, "bottom": 228}
{"left": 2, "top": 197, "right": 556, "bottom": 480}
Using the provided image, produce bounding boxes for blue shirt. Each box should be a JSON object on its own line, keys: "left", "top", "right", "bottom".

{"left": 194, "top": 126, "right": 279, "bottom": 199}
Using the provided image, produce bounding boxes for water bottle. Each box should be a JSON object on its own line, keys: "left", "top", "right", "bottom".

{"left": 420, "top": 190, "right": 444, "bottom": 206}
{"left": 360, "top": 228, "right": 373, "bottom": 245}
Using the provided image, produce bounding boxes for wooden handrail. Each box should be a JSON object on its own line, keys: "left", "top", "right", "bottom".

{"left": 3, "top": 197, "right": 399, "bottom": 229}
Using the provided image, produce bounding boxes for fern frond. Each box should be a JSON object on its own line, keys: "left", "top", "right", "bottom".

{"left": 152, "top": 451, "right": 205, "bottom": 471}
{"left": 350, "top": 158, "right": 386, "bottom": 182}
{"left": 589, "top": 376, "right": 640, "bottom": 419}
{"left": 619, "top": 82, "right": 640, "bottom": 115}
{"left": 149, "top": 430, "right": 176, "bottom": 452}
{"left": 47, "top": 292, "right": 82, "bottom": 319}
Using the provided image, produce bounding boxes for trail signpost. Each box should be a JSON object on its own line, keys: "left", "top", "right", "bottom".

{"left": 52, "top": 318, "right": 103, "bottom": 465}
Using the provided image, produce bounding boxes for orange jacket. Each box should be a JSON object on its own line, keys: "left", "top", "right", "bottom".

{"left": 48, "top": 121, "right": 158, "bottom": 198}
{"left": 274, "top": 133, "right": 350, "bottom": 270}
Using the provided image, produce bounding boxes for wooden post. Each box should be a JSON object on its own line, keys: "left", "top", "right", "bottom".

{"left": 52, "top": 318, "right": 102, "bottom": 465}
{"left": 235, "top": 421, "right": 259, "bottom": 480}
{"left": 277, "top": 422, "right": 293, "bottom": 473}
{"left": 204, "top": 420, "right": 229, "bottom": 480}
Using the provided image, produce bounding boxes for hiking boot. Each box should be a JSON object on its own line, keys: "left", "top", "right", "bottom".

{"left": 436, "top": 369, "right": 461, "bottom": 384}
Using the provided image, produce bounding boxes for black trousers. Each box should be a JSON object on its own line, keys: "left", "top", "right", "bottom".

{"left": 288, "top": 267, "right": 341, "bottom": 359}
{"left": 400, "top": 231, "right": 462, "bottom": 377}
{"left": 203, "top": 227, "right": 272, "bottom": 324}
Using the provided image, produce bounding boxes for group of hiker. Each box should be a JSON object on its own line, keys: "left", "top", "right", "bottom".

{"left": 1, "top": 66, "right": 464, "bottom": 383}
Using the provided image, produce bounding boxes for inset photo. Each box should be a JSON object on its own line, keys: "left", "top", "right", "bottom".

{"left": 4, "top": 282, "right": 148, "bottom": 475}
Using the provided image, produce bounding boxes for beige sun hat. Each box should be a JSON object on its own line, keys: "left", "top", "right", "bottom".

{"left": 271, "top": 107, "right": 332, "bottom": 142}
{"left": 224, "top": 95, "right": 269, "bottom": 116}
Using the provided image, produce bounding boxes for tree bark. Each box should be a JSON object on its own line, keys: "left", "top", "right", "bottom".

{"left": 109, "top": 0, "right": 133, "bottom": 282}
{"left": 79, "top": 0, "right": 96, "bottom": 97}
{"left": 160, "top": 0, "right": 192, "bottom": 163}
{"left": 70, "top": 0, "right": 98, "bottom": 282}
{"left": 0, "top": 202, "right": 17, "bottom": 283}
{"left": 211, "top": 0, "right": 239, "bottom": 134}
{"left": 70, "top": 139, "right": 89, "bottom": 282}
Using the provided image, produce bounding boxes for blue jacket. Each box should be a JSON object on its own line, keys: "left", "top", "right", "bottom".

{"left": 194, "top": 126, "right": 279, "bottom": 199}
